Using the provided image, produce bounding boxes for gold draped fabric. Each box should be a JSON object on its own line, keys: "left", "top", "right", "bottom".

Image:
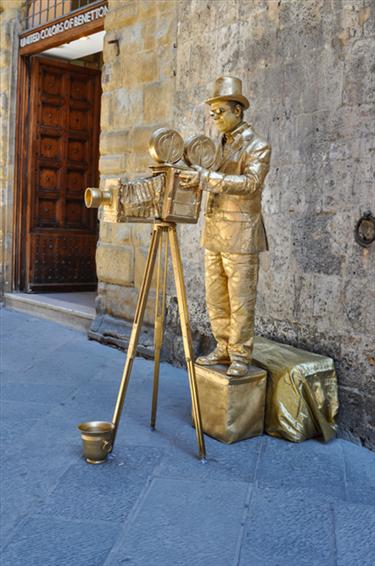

{"left": 252, "top": 337, "right": 339, "bottom": 442}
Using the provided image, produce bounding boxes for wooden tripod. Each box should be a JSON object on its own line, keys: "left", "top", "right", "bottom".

{"left": 111, "top": 221, "right": 206, "bottom": 461}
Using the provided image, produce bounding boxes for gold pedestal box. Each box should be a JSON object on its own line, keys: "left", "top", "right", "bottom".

{"left": 194, "top": 364, "right": 267, "bottom": 444}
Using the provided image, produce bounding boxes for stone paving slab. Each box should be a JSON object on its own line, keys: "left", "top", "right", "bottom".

{"left": 1, "top": 313, "right": 77, "bottom": 373}
{"left": 35, "top": 447, "right": 163, "bottom": 523}
{"left": 0, "top": 400, "right": 57, "bottom": 453}
{"left": 239, "top": 486, "right": 336, "bottom": 566}
{"left": 1, "top": 308, "right": 76, "bottom": 340}
{"left": 104, "top": 477, "right": 250, "bottom": 566}
{"left": 1, "top": 516, "right": 121, "bottom": 566}
{"left": 1, "top": 449, "right": 78, "bottom": 547}
{"left": 335, "top": 501, "right": 375, "bottom": 566}
{"left": 341, "top": 440, "right": 375, "bottom": 506}
{"left": 257, "top": 435, "right": 347, "bottom": 501}
{"left": 154, "top": 435, "right": 263, "bottom": 483}
{"left": 1, "top": 381, "right": 78, "bottom": 405}
{"left": 1, "top": 308, "right": 375, "bottom": 566}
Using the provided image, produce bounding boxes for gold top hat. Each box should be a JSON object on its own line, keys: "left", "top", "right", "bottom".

{"left": 205, "top": 76, "right": 250, "bottom": 109}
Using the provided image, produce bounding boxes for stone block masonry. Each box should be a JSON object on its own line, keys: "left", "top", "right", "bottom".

{"left": 92, "top": 0, "right": 179, "bottom": 345}
{"left": 0, "top": 1, "right": 25, "bottom": 294}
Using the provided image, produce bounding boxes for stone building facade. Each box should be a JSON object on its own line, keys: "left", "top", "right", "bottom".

{"left": 1, "top": 0, "right": 374, "bottom": 449}
{"left": 0, "top": 0, "right": 24, "bottom": 293}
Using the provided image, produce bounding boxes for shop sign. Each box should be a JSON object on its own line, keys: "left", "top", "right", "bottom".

{"left": 20, "top": 4, "right": 109, "bottom": 48}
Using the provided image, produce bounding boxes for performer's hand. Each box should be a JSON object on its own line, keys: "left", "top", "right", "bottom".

{"left": 179, "top": 170, "right": 200, "bottom": 188}
{"left": 193, "top": 167, "right": 222, "bottom": 193}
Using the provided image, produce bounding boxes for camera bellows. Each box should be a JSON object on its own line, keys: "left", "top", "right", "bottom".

{"left": 120, "top": 174, "right": 165, "bottom": 218}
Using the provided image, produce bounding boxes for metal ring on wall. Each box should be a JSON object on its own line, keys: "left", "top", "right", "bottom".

{"left": 354, "top": 212, "right": 375, "bottom": 248}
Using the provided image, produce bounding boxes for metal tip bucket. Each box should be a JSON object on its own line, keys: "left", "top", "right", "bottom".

{"left": 78, "top": 421, "right": 115, "bottom": 464}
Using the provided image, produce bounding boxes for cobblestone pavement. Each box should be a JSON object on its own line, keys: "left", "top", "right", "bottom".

{"left": 1, "top": 308, "right": 375, "bottom": 566}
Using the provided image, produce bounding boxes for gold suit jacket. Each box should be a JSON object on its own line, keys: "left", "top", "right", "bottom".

{"left": 200, "top": 122, "right": 271, "bottom": 254}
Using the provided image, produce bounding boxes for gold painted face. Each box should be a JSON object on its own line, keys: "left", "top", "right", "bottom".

{"left": 209, "top": 101, "right": 242, "bottom": 134}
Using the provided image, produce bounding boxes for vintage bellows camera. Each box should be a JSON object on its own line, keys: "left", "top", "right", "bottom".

{"left": 85, "top": 128, "right": 216, "bottom": 224}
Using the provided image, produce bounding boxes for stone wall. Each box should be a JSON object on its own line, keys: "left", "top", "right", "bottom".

{"left": 171, "top": 0, "right": 375, "bottom": 448}
{"left": 91, "top": 0, "right": 178, "bottom": 344}
{"left": 0, "top": 0, "right": 24, "bottom": 295}
{"left": 96, "top": 0, "right": 375, "bottom": 449}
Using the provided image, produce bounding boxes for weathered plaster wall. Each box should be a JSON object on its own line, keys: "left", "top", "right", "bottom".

{"left": 0, "top": 0, "right": 24, "bottom": 295}
{"left": 95, "top": 1, "right": 374, "bottom": 448}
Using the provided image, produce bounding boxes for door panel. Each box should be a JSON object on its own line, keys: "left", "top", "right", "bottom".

{"left": 26, "top": 56, "right": 100, "bottom": 291}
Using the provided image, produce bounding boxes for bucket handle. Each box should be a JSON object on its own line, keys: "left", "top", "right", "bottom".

{"left": 102, "top": 440, "right": 113, "bottom": 453}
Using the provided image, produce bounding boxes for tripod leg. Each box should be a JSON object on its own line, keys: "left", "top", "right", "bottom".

{"left": 150, "top": 229, "right": 169, "bottom": 430}
{"left": 168, "top": 225, "right": 207, "bottom": 461}
{"left": 111, "top": 225, "right": 161, "bottom": 449}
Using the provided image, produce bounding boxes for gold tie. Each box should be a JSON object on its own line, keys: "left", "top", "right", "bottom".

{"left": 224, "top": 132, "right": 234, "bottom": 144}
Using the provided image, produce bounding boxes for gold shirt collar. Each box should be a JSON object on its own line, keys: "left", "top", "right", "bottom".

{"left": 223, "top": 121, "right": 247, "bottom": 145}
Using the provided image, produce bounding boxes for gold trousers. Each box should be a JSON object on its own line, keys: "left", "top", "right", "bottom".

{"left": 205, "top": 250, "right": 259, "bottom": 362}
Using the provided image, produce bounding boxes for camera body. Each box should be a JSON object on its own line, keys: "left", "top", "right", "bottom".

{"left": 85, "top": 129, "right": 215, "bottom": 225}
{"left": 86, "top": 164, "right": 202, "bottom": 224}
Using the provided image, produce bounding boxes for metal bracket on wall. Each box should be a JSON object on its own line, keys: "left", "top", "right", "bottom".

{"left": 107, "top": 38, "right": 120, "bottom": 56}
{"left": 354, "top": 211, "right": 375, "bottom": 248}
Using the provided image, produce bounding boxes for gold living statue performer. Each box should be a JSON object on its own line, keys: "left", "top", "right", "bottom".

{"left": 180, "top": 76, "right": 271, "bottom": 378}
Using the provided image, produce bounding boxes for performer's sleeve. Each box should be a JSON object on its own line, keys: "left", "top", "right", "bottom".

{"left": 200, "top": 143, "right": 271, "bottom": 196}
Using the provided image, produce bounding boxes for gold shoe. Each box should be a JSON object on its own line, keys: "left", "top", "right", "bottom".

{"left": 226, "top": 361, "right": 248, "bottom": 377}
{"left": 195, "top": 348, "right": 230, "bottom": 366}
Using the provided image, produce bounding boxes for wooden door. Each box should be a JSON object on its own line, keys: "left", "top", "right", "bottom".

{"left": 25, "top": 56, "right": 101, "bottom": 291}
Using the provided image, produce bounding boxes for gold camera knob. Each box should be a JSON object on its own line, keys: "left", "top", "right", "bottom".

{"left": 84, "top": 187, "right": 112, "bottom": 208}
